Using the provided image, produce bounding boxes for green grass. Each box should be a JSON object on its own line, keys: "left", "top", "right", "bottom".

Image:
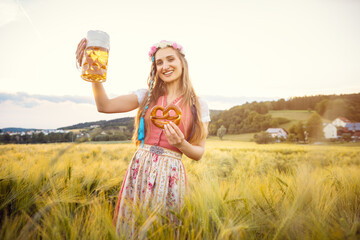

{"left": 208, "top": 133, "right": 255, "bottom": 142}
{"left": 269, "top": 110, "right": 315, "bottom": 121}
{"left": 269, "top": 110, "right": 331, "bottom": 130}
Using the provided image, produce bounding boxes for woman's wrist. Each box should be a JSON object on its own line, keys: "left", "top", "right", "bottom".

{"left": 175, "top": 138, "right": 187, "bottom": 151}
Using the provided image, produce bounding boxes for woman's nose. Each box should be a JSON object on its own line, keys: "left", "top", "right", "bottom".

{"left": 162, "top": 61, "right": 169, "bottom": 70}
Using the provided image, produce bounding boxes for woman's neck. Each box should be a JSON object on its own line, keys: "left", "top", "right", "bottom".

{"left": 165, "top": 80, "right": 182, "bottom": 99}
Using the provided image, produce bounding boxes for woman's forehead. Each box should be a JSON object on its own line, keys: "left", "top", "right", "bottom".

{"left": 155, "top": 47, "right": 177, "bottom": 60}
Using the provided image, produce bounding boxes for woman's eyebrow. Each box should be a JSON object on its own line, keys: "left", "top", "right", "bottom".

{"left": 156, "top": 55, "right": 176, "bottom": 61}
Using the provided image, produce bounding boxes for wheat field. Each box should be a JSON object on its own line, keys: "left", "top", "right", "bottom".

{"left": 0, "top": 141, "right": 359, "bottom": 239}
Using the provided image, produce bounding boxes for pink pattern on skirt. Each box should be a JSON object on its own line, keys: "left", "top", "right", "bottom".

{"left": 112, "top": 145, "right": 187, "bottom": 238}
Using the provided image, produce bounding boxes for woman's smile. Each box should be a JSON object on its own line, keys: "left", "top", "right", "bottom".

{"left": 155, "top": 47, "right": 183, "bottom": 83}
{"left": 163, "top": 70, "right": 174, "bottom": 77}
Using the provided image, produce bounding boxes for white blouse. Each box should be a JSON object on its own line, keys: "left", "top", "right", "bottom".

{"left": 132, "top": 88, "right": 211, "bottom": 123}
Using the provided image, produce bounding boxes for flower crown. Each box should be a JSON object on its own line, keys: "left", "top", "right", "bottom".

{"left": 148, "top": 40, "right": 184, "bottom": 61}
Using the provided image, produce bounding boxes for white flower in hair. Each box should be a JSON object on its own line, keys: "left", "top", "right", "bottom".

{"left": 159, "top": 42, "right": 167, "bottom": 48}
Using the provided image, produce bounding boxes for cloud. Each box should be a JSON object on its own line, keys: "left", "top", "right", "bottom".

{"left": 0, "top": 92, "right": 94, "bottom": 108}
{"left": 0, "top": 97, "right": 135, "bottom": 129}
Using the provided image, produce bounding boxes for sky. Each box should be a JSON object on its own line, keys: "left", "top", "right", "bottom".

{"left": 1, "top": 0, "right": 359, "bottom": 129}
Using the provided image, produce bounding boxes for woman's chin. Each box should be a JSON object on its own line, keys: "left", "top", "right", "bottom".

{"left": 161, "top": 77, "right": 181, "bottom": 84}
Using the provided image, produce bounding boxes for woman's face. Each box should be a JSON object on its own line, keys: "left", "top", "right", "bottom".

{"left": 155, "top": 47, "right": 183, "bottom": 84}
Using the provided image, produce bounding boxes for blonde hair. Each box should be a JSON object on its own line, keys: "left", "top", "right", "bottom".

{"left": 132, "top": 48, "right": 207, "bottom": 146}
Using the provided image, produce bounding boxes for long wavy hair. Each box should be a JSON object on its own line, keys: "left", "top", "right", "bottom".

{"left": 132, "top": 47, "right": 207, "bottom": 146}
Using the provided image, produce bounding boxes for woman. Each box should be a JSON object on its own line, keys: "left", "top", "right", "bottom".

{"left": 76, "top": 39, "right": 210, "bottom": 237}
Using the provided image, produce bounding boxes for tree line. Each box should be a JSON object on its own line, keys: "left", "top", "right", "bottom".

{"left": 0, "top": 132, "right": 74, "bottom": 144}
{"left": 61, "top": 117, "right": 134, "bottom": 132}
{"left": 0, "top": 127, "right": 133, "bottom": 144}
{"left": 209, "top": 93, "right": 360, "bottom": 136}
{"left": 209, "top": 101, "right": 290, "bottom": 135}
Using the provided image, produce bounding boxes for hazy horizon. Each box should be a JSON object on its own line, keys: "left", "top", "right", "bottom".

{"left": 1, "top": 90, "right": 359, "bottom": 129}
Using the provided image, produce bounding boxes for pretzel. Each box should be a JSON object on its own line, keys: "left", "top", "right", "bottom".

{"left": 150, "top": 104, "right": 182, "bottom": 129}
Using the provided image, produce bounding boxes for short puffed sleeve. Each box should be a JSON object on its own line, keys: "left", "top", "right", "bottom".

{"left": 199, "top": 97, "right": 211, "bottom": 122}
{"left": 132, "top": 88, "right": 147, "bottom": 105}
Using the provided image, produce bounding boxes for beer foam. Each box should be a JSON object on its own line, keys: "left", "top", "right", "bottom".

{"left": 87, "top": 30, "right": 110, "bottom": 49}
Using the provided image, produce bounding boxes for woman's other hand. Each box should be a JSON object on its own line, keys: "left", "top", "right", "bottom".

{"left": 75, "top": 38, "right": 87, "bottom": 68}
{"left": 164, "top": 121, "right": 185, "bottom": 148}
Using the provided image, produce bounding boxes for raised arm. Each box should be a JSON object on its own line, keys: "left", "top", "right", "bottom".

{"left": 92, "top": 83, "right": 139, "bottom": 113}
{"left": 76, "top": 38, "right": 139, "bottom": 114}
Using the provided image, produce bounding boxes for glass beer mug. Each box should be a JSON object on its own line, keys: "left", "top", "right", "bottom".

{"left": 78, "top": 30, "right": 110, "bottom": 83}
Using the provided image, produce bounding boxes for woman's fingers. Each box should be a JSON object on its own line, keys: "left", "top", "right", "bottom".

{"left": 76, "top": 38, "right": 87, "bottom": 67}
{"left": 169, "top": 121, "right": 183, "bottom": 137}
{"left": 164, "top": 122, "right": 176, "bottom": 135}
{"left": 164, "top": 122, "right": 184, "bottom": 147}
{"left": 77, "top": 38, "right": 86, "bottom": 50}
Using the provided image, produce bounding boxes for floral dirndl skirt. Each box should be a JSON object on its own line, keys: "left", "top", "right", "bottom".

{"left": 113, "top": 144, "right": 187, "bottom": 237}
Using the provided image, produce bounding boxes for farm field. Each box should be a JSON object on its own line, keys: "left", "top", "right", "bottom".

{"left": 268, "top": 110, "right": 331, "bottom": 130}
{"left": 207, "top": 133, "right": 255, "bottom": 142}
{"left": 1, "top": 140, "right": 359, "bottom": 239}
{"left": 269, "top": 110, "right": 315, "bottom": 121}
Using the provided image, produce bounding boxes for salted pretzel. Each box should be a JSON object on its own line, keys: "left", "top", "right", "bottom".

{"left": 150, "top": 104, "right": 182, "bottom": 129}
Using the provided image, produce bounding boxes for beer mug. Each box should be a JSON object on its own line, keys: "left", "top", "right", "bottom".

{"left": 78, "top": 30, "right": 110, "bottom": 83}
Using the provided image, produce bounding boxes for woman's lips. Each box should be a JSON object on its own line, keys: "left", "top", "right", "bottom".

{"left": 163, "top": 70, "right": 174, "bottom": 77}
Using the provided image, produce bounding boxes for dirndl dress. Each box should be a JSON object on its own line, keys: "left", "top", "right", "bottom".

{"left": 112, "top": 144, "right": 187, "bottom": 238}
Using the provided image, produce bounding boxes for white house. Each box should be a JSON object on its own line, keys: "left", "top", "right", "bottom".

{"left": 266, "top": 128, "right": 288, "bottom": 139}
{"left": 323, "top": 123, "right": 337, "bottom": 139}
{"left": 332, "top": 117, "right": 351, "bottom": 127}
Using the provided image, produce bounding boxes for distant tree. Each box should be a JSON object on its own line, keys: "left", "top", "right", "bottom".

{"left": 35, "top": 132, "right": 46, "bottom": 143}
{"left": 323, "top": 99, "right": 348, "bottom": 120}
{"left": 286, "top": 133, "right": 296, "bottom": 142}
{"left": 306, "top": 113, "right": 323, "bottom": 141}
{"left": 270, "top": 118, "right": 279, "bottom": 128}
{"left": 296, "top": 121, "right": 305, "bottom": 141}
{"left": 315, "top": 99, "right": 329, "bottom": 116}
{"left": 253, "top": 131, "right": 274, "bottom": 144}
{"left": 64, "top": 132, "right": 73, "bottom": 142}
{"left": 4, "top": 133, "right": 10, "bottom": 143}
{"left": 228, "top": 124, "right": 236, "bottom": 134}
{"left": 288, "top": 121, "right": 305, "bottom": 142}
{"left": 21, "top": 134, "right": 32, "bottom": 144}
{"left": 208, "top": 124, "right": 217, "bottom": 136}
{"left": 274, "top": 98, "right": 286, "bottom": 110}
{"left": 217, "top": 125, "right": 227, "bottom": 140}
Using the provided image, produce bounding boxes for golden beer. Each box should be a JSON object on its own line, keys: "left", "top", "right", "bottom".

{"left": 81, "top": 46, "right": 109, "bottom": 82}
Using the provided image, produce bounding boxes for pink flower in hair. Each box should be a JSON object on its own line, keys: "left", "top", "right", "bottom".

{"left": 148, "top": 40, "right": 185, "bottom": 61}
